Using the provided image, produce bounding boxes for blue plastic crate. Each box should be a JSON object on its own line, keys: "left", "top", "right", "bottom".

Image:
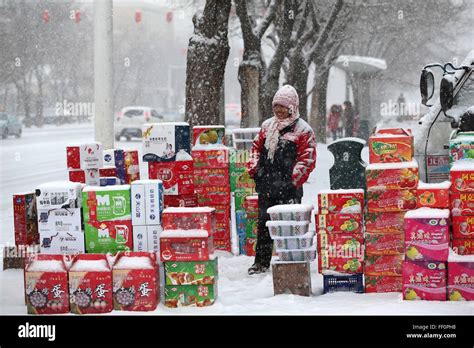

{"left": 323, "top": 273, "right": 364, "bottom": 294}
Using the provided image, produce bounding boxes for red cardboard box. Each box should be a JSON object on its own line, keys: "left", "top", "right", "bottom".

{"left": 69, "top": 169, "right": 100, "bottom": 186}
{"left": 417, "top": 181, "right": 451, "bottom": 208}
{"left": 368, "top": 128, "right": 414, "bottom": 163}
{"left": 317, "top": 232, "right": 364, "bottom": 252}
{"left": 316, "top": 213, "right": 362, "bottom": 234}
{"left": 448, "top": 257, "right": 474, "bottom": 301}
{"left": 69, "top": 254, "right": 113, "bottom": 314}
{"left": 452, "top": 239, "right": 474, "bottom": 255}
{"left": 99, "top": 167, "right": 117, "bottom": 178}
{"left": 214, "top": 224, "right": 230, "bottom": 240}
{"left": 207, "top": 204, "right": 231, "bottom": 221}
{"left": 366, "top": 161, "right": 418, "bottom": 190}
{"left": 246, "top": 238, "right": 256, "bottom": 256}
{"left": 402, "top": 261, "right": 447, "bottom": 301}
{"left": 214, "top": 237, "right": 231, "bottom": 252}
{"left": 67, "top": 142, "right": 103, "bottom": 170}
{"left": 450, "top": 161, "right": 474, "bottom": 193}
{"left": 13, "top": 192, "right": 39, "bottom": 246}
{"left": 452, "top": 215, "right": 474, "bottom": 239}
{"left": 318, "top": 250, "right": 364, "bottom": 274}
{"left": 365, "top": 233, "right": 404, "bottom": 255}
{"left": 192, "top": 147, "right": 229, "bottom": 169}
{"left": 195, "top": 186, "right": 231, "bottom": 206}
{"left": 24, "top": 254, "right": 69, "bottom": 314}
{"left": 364, "top": 254, "right": 404, "bottom": 276}
{"left": 365, "top": 276, "right": 402, "bottom": 293}
{"left": 450, "top": 192, "right": 474, "bottom": 216}
{"left": 192, "top": 126, "right": 226, "bottom": 146}
{"left": 194, "top": 167, "right": 229, "bottom": 186}
{"left": 160, "top": 230, "right": 213, "bottom": 262}
{"left": 148, "top": 160, "right": 194, "bottom": 195}
{"left": 367, "top": 187, "right": 417, "bottom": 212}
{"left": 365, "top": 212, "right": 405, "bottom": 234}
{"left": 317, "top": 189, "right": 364, "bottom": 214}
{"left": 164, "top": 194, "right": 198, "bottom": 208}
{"left": 123, "top": 150, "right": 140, "bottom": 184}
{"left": 162, "top": 207, "right": 216, "bottom": 233}
{"left": 112, "top": 252, "right": 160, "bottom": 311}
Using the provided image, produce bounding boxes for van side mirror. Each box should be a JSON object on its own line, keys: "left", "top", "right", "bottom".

{"left": 440, "top": 75, "right": 455, "bottom": 112}
{"left": 420, "top": 69, "right": 435, "bottom": 106}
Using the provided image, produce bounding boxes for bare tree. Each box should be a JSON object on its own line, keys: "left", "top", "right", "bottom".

{"left": 185, "top": 0, "right": 232, "bottom": 127}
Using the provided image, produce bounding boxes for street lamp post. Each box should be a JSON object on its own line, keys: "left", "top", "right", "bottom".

{"left": 94, "top": 0, "right": 114, "bottom": 149}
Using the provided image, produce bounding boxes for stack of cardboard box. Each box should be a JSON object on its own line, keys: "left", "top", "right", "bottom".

{"left": 192, "top": 126, "right": 231, "bottom": 252}
{"left": 131, "top": 180, "right": 164, "bottom": 254}
{"left": 143, "top": 122, "right": 195, "bottom": 208}
{"left": 160, "top": 207, "right": 217, "bottom": 307}
{"left": 316, "top": 190, "right": 365, "bottom": 277}
{"left": 364, "top": 128, "right": 418, "bottom": 293}
{"left": 35, "top": 181, "right": 84, "bottom": 254}
{"left": 82, "top": 185, "right": 133, "bottom": 253}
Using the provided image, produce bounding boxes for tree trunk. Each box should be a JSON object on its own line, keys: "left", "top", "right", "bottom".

{"left": 239, "top": 63, "right": 260, "bottom": 128}
{"left": 287, "top": 52, "right": 309, "bottom": 120}
{"left": 35, "top": 67, "right": 44, "bottom": 127}
{"left": 309, "top": 68, "right": 330, "bottom": 144}
{"left": 219, "top": 80, "right": 225, "bottom": 126}
{"left": 185, "top": 0, "right": 231, "bottom": 128}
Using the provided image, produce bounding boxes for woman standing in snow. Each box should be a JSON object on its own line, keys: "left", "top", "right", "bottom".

{"left": 246, "top": 85, "right": 317, "bottom": 275}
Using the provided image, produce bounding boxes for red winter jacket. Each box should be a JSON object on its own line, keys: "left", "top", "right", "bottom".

{"left": 247, "top": 118, "right": 317, "bottom": 199}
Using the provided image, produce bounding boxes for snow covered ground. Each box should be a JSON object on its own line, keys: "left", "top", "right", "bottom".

{"left": 1, "top": 124, "right": 473, "bottom": 315}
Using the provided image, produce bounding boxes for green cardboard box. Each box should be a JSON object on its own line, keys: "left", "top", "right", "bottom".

{"left": 164, "top": 258, "right": 218, "bottom": 285}
{"left": 84, "top": 220, "right": 133, "bottom": 253}
{"left": 229, "top": 149, "right": 256, "bottom": 192}
{"left": 246, "top": 217, "right": 258, "bottom": 238}
{"left": 164, "top": 283, "right": 217, "bottom": 308}
{"left": 234, "top": 189, "right": 254, "bottom": 212}
{"left": 82, "top": 185, "right": 131, "bottom": 222}
{"left": 449, "top": 132, "right": 474, "bottom": 166}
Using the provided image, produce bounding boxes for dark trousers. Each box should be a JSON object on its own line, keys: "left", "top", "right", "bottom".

{"left": 254, "top": 193, "right": 302, "bottom": 268}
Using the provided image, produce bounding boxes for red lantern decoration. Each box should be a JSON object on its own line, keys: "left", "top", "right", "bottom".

{"left": 135, "top": 10, "right": 142, "bottom": 23}
{"left": 166, "top": 11, "right": 173, "bottom": 23}
{"left": 42, "top": 9, "right": 49, "bottom": 23}
{"left": 75, "top": 10, "right": 81, "bottom": 23}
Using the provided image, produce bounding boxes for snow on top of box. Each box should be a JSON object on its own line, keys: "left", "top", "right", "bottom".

{"left": 82, "top": 184, "right": 131, "bottom": 192}
{"left": 27, "top": 260, "right": 66, "bottom": 272}
{"left": 267, "top": 204, "right": 314, "bottom": 214}
{"left": 448, "top": 248, "right": 474, "bottom": 262}
{"left": 328, "top": 137, "right": 366, "bottom": 146}
{"left": 232, "top": 128, "right": 261, "bottom": 134}
{"left": 132, "top": 179, "right": 163, "bottom": 185}
{"left": 271, "top": 260, "right": 310, "bottom": 265}
{"left": 163, "top": 207, "right": 215, "bottom": 213}
{"left": 192, "top": 144, "right": 229, "bottom": 151}
{"left": 404, "top": 208, "right": 450, "bottom": 219}
{"left": 37, "top": 181, "right": 82, "bottom": 190}
{"left": 451, "top": 160, "right": 474, "bottom": 171}
{"left": 366, "top": 160, "right": 418, "bottom": 170}
{"left": 114, "top": 256, "right": 154, "bottom": 270}
{"left": 417, "top": 181, "right": 451, "bottom": 189}
{"left": 450, "top": 132, "right": 474, "bottom": 143}
{"left": 321, "top": 270, "right": 353, "bottom": 276}
{"left": 70, "top": 259, "right": 110, "bottom": 272}
{"left": 14, "top": 191, "right": 35, "bottom": 196}
{"left": 318, "top": 189, "right": 364, "bottom": 194}
{"left": 193, "top": 125, "right": 225, "bottom": 129}
{"left": 245, "top": 195, "right": 258, "bottom": 201}
{"left": 370, "top": 129, "right": 411, "bottom": 138}
{"left": 161, "top": 229, "right": 209, "bottom": 238}
{"left": 266, "top": 220, "right": 309, "bottom": 227}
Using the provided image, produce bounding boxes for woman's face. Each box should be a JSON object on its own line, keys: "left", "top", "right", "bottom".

{"left": 273, "top": 104, "right": 290, "bottom": 120}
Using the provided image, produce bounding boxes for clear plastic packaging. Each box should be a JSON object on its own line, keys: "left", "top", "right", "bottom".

{"left": 272, "top": 232, "right": 314, "bottom": 250}
{"left": 266, "top": 220, "right": 310, "bottom": 237}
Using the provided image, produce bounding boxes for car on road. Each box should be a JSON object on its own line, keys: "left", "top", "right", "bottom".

{"left": 115, "top": 106, "right": 164, "bottom": 141}
{"left": 0, "top": 112, "right": 22, "bottom": 139}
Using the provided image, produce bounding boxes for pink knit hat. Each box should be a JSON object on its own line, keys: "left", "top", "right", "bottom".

{"left": 272, "top": 84, "right": 299, "bottom": 116}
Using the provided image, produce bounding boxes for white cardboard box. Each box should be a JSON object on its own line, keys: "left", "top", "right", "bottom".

{"left": 147, "top": 225, "right": 162, "bottom": 254}
{"left": 131, "top": 184, "right": 146, "bottom": 226}
{"left": 37, "top": 208, "right": 82, "bottom": 235}
{"left": 36, "top": 181, "right": 82, "bottom": 210}
{"left": 132, "top": 225, "right": 149, "bottom": 252}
